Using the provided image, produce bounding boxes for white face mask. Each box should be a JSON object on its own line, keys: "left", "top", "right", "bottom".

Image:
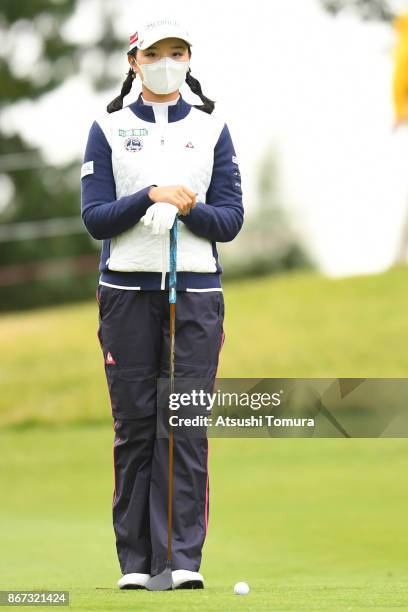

{"left": 136, "top": 56, "right": 189, "bottom": 95}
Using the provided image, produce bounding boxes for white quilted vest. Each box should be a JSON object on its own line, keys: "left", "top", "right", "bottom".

{"left": 96, "top": 105, "right": 225, "bottom": 281}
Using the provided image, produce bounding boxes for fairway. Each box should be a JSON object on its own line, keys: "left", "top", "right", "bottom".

{"left": 1, "top": 267, "right": 408, "bottom": 610}
{"left": 1, "top": 429, "right": 408, "bottom": 610}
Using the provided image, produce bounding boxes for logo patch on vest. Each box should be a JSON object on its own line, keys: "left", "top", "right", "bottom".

{"left": 119, "top": 128, "right": 148, "bottom": 137}
{"left": 185, "top": 141, "right": 195, "bottom": 148}
{"left": 125, "top": 137, "right": 143, "bottom": 152}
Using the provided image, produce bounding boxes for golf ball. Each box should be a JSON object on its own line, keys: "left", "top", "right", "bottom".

{"left": 234, "top": 581, "right": 250, "bottom": 595}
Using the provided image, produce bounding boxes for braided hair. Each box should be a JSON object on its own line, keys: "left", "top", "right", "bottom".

{"left": 107, "top": 45, "right": 215, "bottom": 115}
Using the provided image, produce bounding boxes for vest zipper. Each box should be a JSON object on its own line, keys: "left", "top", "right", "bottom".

{"left": 158, "top": 113, "right": 167, "bottom": 288}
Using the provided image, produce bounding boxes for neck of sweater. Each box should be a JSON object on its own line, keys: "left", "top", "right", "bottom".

{"left": 141, "top": 94, "right": 180, "bottom": 106}
{"left": 141, "top": 94, "right": 180, "bottom": 124}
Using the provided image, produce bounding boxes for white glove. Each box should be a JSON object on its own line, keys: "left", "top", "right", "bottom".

{"left": 141, "top": 202, "right": 178, "bottom": 235}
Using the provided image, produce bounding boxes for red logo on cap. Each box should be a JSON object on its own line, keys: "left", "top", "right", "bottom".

{"left": 129, "top": 31, "right": 138, "bottom": 45}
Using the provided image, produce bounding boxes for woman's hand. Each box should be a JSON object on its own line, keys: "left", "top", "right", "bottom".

{"left": 148, "top": 185, "right": 197, "bottom": 215}
{"left": 141, "top": 202, "right": 178, "bottom": 235}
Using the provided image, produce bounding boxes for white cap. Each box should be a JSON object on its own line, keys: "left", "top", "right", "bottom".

{"left": 128, "top": 18, "right": 193, "bottom": 53}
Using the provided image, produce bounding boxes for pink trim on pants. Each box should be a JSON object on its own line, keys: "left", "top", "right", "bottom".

{"left": 204, "top": 328, "right": 225, "bottom": 535}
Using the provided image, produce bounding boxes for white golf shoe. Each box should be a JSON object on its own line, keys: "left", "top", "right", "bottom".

{"left": 172, "top": 569, "right": 204, "bottom": 589}
{"left": 117, "top": 573, "right": 151, "bottom": 589}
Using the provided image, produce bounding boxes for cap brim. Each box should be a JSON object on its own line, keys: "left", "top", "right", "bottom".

{"left": 129, "top": 31, "right": 192, "bottom": 52}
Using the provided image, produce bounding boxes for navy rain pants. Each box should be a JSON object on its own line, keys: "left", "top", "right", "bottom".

{"left": 95, "top": 285, "right": 225, "bottom": 576}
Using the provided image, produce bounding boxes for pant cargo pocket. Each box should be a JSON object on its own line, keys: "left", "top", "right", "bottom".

{"left": 105, "top": 366, "right": 157, "bottom": 420}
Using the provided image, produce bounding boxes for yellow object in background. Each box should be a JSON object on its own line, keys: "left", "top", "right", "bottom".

{"left": 392, "top": 12, "right": 408, "bottom": 123}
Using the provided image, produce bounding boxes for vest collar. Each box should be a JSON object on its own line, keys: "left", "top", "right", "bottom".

{"left": 128, "top": 92, "right": 192, "bottom": 123}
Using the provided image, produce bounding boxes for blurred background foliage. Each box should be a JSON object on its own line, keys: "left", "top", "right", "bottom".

{"left": 0, "top": 1, "right": 128, "bottom": 311}
{"left": 320, "top": 0, "right": 395, "bottom": 20}
{"left": 2, "top": 0, "right": 405, "bottom": 312}
{"left": 218, "top": 146, "right": 313, "bottom": 279}
{"left": 0, "top": 0, "right": 313, "bottom": 312}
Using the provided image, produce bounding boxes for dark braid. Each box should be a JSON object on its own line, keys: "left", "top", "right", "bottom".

{"left": 185, "top": 69, "right": 215, "bottom": 115}
{"left": 107, "top": 49, "right": 137, "bottom": 113}
{"left": 107, "top": 45, "right": 216, "bottom": 115}
{"left": 106, "top": 68, "right": 135, "bottom": 113}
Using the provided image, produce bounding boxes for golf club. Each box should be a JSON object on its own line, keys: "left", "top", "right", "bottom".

{"left": 145, "top": 214, "right": 179, "bottom": 591}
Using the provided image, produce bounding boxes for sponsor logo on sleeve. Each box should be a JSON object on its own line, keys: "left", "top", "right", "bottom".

{"left": 81, "top": 161, "right": 94, "bottom": 178}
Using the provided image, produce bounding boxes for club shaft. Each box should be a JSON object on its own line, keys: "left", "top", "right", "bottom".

{"left": 168, "top": 302, "right": 176, "bottom": 560}
{"left": 167, "top": 218, "right": 177, "bottom": 564}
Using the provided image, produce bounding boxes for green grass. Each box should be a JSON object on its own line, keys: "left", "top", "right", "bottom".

{"left": 1, "top": 266, "right": 408, "bottom": 610}
{"left": 1, "top": 430, "right": 408, "bottom": 610}
{"left": 1, "top": 265, "right": 408, "bottom": 428}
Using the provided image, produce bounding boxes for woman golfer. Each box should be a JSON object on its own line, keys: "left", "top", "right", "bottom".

{"left": 81, "top": 17, "right": 243, "bottom": 590}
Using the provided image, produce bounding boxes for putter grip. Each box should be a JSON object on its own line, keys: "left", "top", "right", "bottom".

{"left": 169, "top": 215, "right": 178, "bottom": 304}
